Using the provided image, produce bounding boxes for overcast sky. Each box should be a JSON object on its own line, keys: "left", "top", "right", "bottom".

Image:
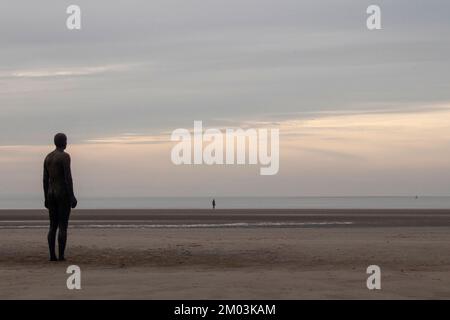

{"left": 1, "top": 0, "right": 450, "bottom": 202}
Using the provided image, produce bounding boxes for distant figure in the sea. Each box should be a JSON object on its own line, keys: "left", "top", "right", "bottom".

{"left": 43, "top": 133, "right": 77, "bottom": 261}
{"left": 212, "top": 198, "right": 216, "bottom": 209}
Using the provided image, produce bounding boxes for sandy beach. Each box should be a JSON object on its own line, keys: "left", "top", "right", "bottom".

{"left": 1, "top": 209, "right": 450, "bottom": 299}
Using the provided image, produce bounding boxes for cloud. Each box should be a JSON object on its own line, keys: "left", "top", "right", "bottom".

{"left": 86, "top": 133, "right": 170, "bottom": 145}
{"left": 3, "top": 64, "right": 131, "bottom": 79}
{"left": 298, "top": 146, "right": 365, "bottom": 161}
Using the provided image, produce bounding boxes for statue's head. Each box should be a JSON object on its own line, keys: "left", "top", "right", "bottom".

{"left": 54, "top": 133, "right": 67, "bottom": 150}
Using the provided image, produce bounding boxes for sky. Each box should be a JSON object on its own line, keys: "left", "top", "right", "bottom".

{"left": 1, "top": 0, "right": 450, "bottom": 202}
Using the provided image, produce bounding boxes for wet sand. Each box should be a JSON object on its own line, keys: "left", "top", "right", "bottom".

{"left": 1, "top": 209, "right": 450, "bottom": 299}
{"left": 1, "top": 209, "right": 450, "bottom": 228}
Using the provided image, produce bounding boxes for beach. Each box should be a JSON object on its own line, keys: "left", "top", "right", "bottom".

{"left": 1, "top": 209, "right": 450, "bottom": 299}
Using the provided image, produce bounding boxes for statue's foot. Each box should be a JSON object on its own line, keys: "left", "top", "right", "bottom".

{"left": 50, "top": 256, "right": 58, "bottom": 262}
{"left": 58, "top": 256, "right": 66, "bottom": 261}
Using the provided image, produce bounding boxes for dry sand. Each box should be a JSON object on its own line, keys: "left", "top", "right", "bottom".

{"left": 1, "top": 226, "right": 450, "bottom": 299}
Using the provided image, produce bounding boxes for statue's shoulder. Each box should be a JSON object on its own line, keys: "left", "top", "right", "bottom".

{"left": 60, "top": 151, "right": 71, "bottom": 162}
{"left": 44, "top": 150, "right": 55, "bottom": 161}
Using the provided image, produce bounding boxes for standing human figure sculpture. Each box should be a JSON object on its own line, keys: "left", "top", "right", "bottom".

{"left": 43, "top": 133, "right": 77, "bottom": 261}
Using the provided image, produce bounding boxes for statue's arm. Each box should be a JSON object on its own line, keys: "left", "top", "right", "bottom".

{"left": 43, "top": 159, "right": 49, "bottom": 208}
{"left": 63, "top": 154, "right": 77, "bottom": 208}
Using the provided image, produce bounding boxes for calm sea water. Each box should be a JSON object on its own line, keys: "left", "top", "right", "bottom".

{"left": 1, "top": 196, "right": 450, "bottom": 210}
